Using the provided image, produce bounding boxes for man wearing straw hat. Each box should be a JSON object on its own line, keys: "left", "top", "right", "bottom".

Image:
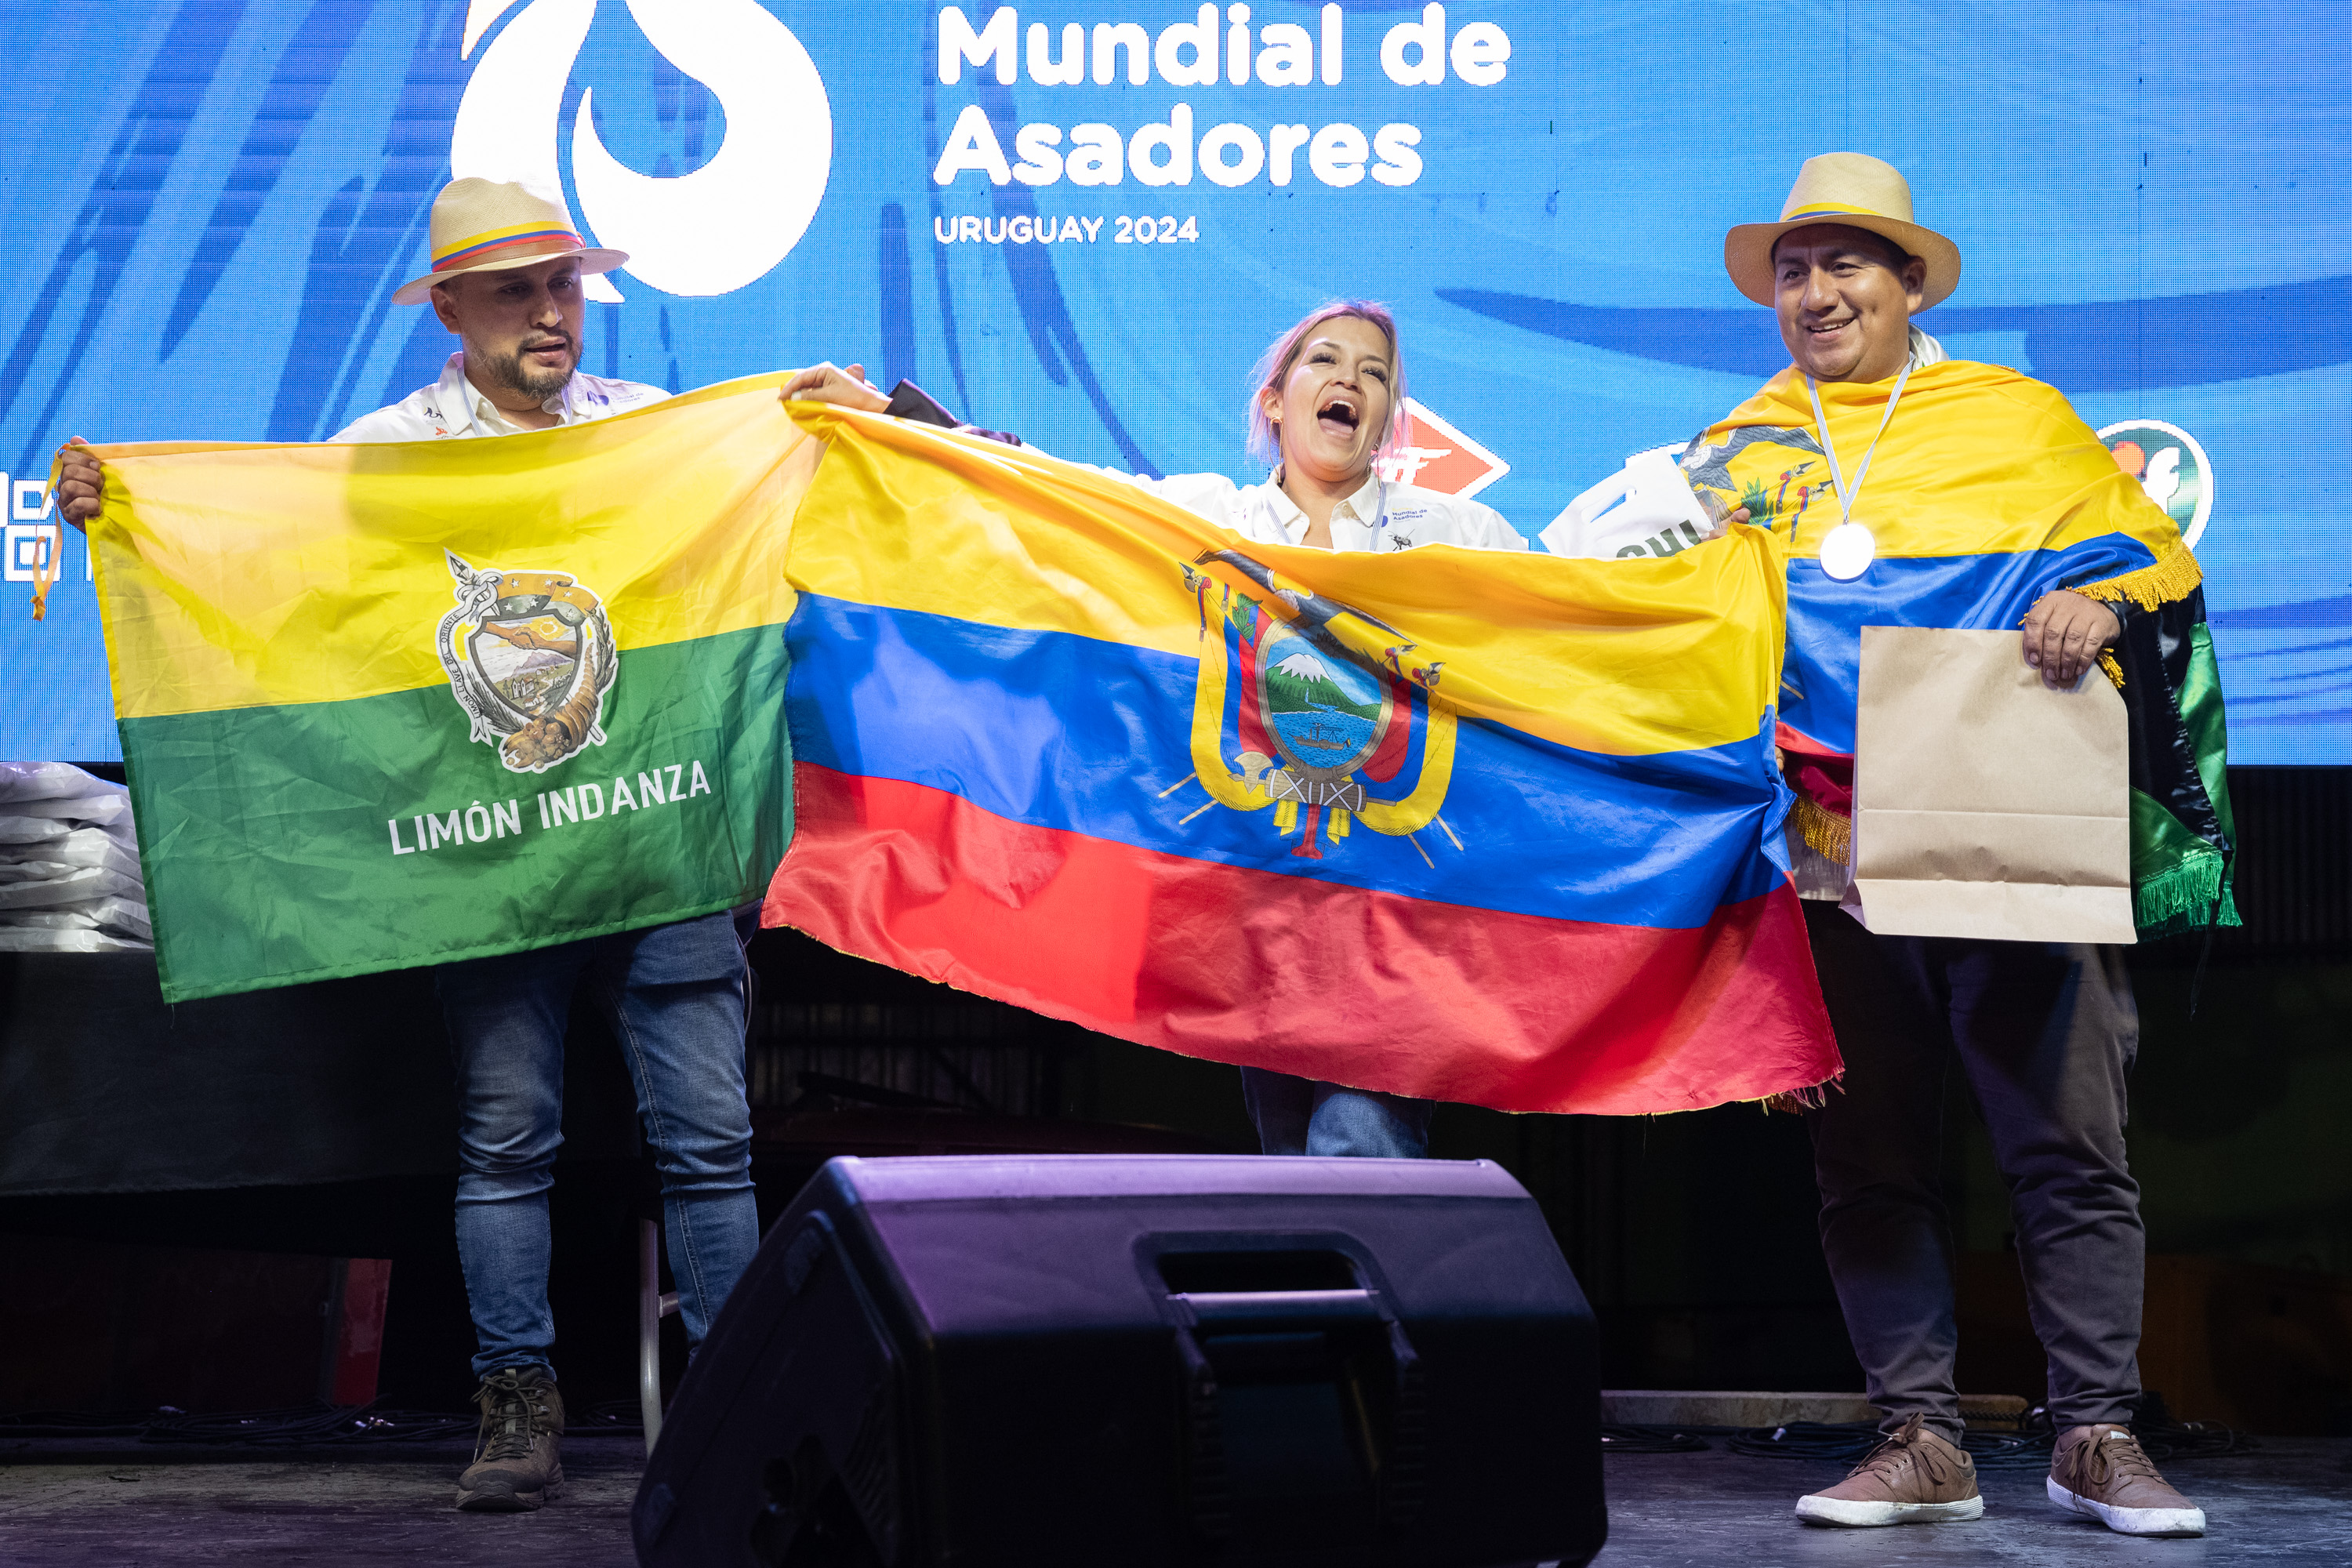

{"left": 57, "top": 176, "right": 884, "bottom": 1514}
{"left": 1677, "top": 154, "right": 2226, "bottom": 1537}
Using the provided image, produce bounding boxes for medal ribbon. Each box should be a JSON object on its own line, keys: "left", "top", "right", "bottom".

{"left": 1806, "top": 358, "right": 1915, "bottom": 539}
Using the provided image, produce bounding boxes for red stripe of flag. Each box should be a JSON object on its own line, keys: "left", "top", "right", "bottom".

{"left": 764, "top": 764, "right": 1837, "bottom": 1116}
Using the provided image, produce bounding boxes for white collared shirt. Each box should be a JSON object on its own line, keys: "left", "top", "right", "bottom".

{"left": 1112, "top": 466, "right": 1528, "bottom": 554}
{"left": 329, "top": 352, "right": 669, "bottom": 443}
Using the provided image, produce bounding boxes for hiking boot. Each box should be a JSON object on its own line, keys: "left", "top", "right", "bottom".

{"left": 1795, "top": 1413, "right": 1984, "bottom": 1527}
{"left": 2048, "top": 1424, "right": 2205, "bottom": 1537}
{"left": 456, "top": 1363, "right": 565, "bottom": 1512}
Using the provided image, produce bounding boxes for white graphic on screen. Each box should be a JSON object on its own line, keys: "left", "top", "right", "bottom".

{"left": 450, "top": 0, "right": 832, "bottom": 299}
{"left": 2097, "top": 419, "right": 2213, "bottom": 550}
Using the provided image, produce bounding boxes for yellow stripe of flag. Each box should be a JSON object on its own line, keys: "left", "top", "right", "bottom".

{"left": 80, "top": 373, "right": 814, "bottom": 721}
{"left": 786, "top": 407, "right": 1784, "bottom": 759}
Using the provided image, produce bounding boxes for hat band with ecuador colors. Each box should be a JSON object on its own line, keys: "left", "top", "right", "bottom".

{"left": 390, "top": 177, "right": 628, "bottom": 305}
{"left": 430, "top": 220, "right": 583, "bottom": 274}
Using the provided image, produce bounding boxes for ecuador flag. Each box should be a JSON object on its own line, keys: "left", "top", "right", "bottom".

{"left": 1682, "top": 361, "right": 2238, "bottom": 938}
{"left": 767, "top": 408, "right": 1837, "bottom": 1116}
{"left": 66, "top": 376, "right": 813, "bottom": 1003}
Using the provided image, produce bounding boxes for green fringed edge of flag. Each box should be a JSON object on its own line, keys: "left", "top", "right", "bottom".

{"left": 2124, "top": 619, "right": 2241, "bottom": 941}
{"left": 2075, "top": 543, "right": 2240, "bottom": 942}
{"left": 2132, "top": 835, "right": 2240, "bottom": 941}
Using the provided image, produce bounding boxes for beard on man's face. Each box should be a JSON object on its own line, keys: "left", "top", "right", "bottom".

{"left": 482, "top": 333, "right": 578, "bottom": 402}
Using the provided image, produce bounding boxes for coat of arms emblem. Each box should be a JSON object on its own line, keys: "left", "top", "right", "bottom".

{"left": 1178, "top": 550, "right": 1457, "bottom": 861}
{"left": 434, "top": 551, "right": 617, "bottom": 773}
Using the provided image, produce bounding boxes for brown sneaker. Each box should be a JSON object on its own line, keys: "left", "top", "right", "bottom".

{"left": 456, "top": 1363, "right": 565, "bottom": 1512}
{"left": 2048, "top": 1424, "right": 2205, "bottom": 1537}
{"left": 1795, "top": 1414, "right": 1984, "bottom": 1527}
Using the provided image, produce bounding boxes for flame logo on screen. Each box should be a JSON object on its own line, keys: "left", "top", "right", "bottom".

{"left": 451, "top": 0, "right": 832, "bottom": 299}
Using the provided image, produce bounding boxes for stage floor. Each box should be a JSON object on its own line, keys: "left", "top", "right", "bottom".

{"left": 1, "top": 1435, "right": 2344, "bottom": 1564}
{"left": 1602, "top": 1441, "right": 2351, "bottom": 1564}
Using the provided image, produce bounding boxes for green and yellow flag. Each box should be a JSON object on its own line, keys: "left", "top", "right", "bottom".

{"left": 68, "top": 374, "right": 813, "bottom": 1002}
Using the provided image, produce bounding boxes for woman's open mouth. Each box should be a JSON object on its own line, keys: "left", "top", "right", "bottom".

{"left": 1316, "top": 396, "right": 1361, "bottom": 439}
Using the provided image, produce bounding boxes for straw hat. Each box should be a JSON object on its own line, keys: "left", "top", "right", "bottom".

{"left": 390, "top": 178, "right": 626, "bottom": 306}
{"left": 1723, "top": 153, "right": 1961, "bottom": 309}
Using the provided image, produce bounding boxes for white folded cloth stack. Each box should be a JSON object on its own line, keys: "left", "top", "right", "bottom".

{"left": 0, "top": 761, "right": 154, "bottom": 952}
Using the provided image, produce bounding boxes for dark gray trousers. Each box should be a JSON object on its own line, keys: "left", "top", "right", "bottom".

{"left": 1802, "top": 900, "right": 2144, "bottom": 1443}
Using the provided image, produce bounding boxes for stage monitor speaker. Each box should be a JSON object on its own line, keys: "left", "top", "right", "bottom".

{"left": 631, "top": 1155, "right": 1602, "bottom": 1568}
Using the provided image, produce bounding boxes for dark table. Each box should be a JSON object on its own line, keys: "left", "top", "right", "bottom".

{"left": 0, "top": 953, "right": 476, "bottom": 1196}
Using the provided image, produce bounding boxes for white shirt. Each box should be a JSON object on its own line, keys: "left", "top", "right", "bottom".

{"left": 1112, "top": 466, "right": 1528, "bottom": 554}
{"left": 330, "top": 352, "right": 669, "bottom": 443}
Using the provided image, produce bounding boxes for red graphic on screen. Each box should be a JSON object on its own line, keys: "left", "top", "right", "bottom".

{"left": 1374, "top": 398, "right": 1511, "bottom": 498}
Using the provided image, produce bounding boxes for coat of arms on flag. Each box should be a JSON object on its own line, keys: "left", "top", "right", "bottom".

{"left": 1181, "top": 551, "right": 1457, "bottom": 862}
{"left": 435, "top": 553, "right": 618, "bottom": 773}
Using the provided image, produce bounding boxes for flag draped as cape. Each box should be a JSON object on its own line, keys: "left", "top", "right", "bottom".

{"left": 1682, "top": 361, "right": 2238, "bottom": 939}
{"left": 766, "top": 407, "right": 1838, "bottom": 1116}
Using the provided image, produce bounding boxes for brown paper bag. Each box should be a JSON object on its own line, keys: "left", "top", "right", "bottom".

{"left": 1848, "top": 626, "right": 2136, "bottom": 944}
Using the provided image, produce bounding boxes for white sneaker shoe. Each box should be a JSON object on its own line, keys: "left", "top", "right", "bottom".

{"left": 1795, "top": 1414, "right": 1984, "bottom": 1528}
{"left": 2048, "top": 1425, "right": 2205, "bottom": 1537}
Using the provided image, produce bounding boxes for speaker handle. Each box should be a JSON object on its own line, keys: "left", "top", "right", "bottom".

{"left": 1165, "top": 1286, "right": 1428, "bottom": 1538}
{"left": 1171, "top": 1287, "right": 1378, "bottom": 1323}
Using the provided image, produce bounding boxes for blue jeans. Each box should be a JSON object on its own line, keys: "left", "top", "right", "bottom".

{"left": 437, "top": 909, "right": 761, "bottom": 1381}
{"left": 1239, "top": 1067, "right": 1434, "bottom": 1157}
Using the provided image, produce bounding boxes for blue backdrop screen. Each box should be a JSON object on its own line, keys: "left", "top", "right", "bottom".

{"left": 1, "top": 1, "right": 2343, "bottom": 763}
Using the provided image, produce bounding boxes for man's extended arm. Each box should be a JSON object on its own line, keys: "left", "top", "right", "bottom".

{"left": 56, "top": 361, "right": 900, "bottom": 534}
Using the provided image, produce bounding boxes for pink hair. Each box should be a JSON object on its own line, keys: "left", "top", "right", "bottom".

{"left": 1243, "top": 299, "right": 1409, "bottom": 470}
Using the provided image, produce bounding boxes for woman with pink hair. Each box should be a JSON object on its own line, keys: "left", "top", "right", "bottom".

{"left": 1098, "top": 301, "right": 1529, "bottom": 1157}
{"left": 1109, "top": 299, "right": 1526, "bottom": 557}
{"left": 840, "top": 303, "right": 1530, "bottom": 1154}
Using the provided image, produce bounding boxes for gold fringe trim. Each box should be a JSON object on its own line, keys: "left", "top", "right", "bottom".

{"left": 1795, "top": 794, "right": 1851, "bottom": 866}
{"left": 2069, "top": 537, "right": 2203, "bottom": 612}
{"left": 2097, "top": 650, "right": 2125, "bottom": 690}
